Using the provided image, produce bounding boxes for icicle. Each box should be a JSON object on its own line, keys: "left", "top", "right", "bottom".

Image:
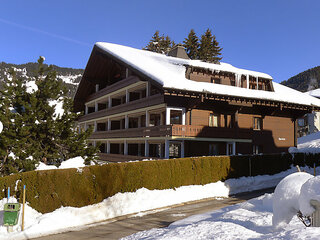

{"left": 235, "top": 73, "right": 242, "bottom": 87}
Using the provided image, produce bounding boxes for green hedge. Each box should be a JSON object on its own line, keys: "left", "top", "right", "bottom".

{"left": 0, "top": 153, "right": 320, "bottom": 213}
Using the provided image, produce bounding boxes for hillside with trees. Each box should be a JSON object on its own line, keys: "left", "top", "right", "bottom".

{"left": 281, "top": 66, "right": 320, "bottom": 92}
{"left": 0, "top": 61, "right": 83, "bottom": 97}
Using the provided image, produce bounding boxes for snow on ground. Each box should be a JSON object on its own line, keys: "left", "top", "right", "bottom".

{"left": 57, "top": 74, "right": 81, "bottom": 85}
{"left": 0, "top": 165, "right": 318, "bottom": 239}
{"left": 122, "top": 193, "right": 320, "bottom": 240}
{"left": 124, "top": 171, "right": 320, "bottom": 240}
{"left": 290, "top": 131, "right": 320, "bottom": 153}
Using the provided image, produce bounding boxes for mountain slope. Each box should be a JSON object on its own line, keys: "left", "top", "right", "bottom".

{"left": 0, "top": 61, "right": 84, "bottom": 97}
{"left": 281, "top": 66, "right": 320, "bottom": 92}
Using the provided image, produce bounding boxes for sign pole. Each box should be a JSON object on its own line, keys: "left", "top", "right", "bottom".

{"left": 7, "top": 187, "right": 10, "bottom": 203}
{"left": 22, "top": 185, "right": 26, "bottom": 231}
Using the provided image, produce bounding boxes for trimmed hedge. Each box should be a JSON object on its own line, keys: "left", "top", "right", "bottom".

{"left": 0, "top": 153, "right": 320, "bottom": 213}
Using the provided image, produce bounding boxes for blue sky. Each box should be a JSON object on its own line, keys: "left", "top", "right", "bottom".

{"left": 0, "top": 0, "right": 319, "bottom": 83}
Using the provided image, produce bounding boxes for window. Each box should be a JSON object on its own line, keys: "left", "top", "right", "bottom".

{"left": 170, "top": 110, "right": 182, "bottom": 124}
{"left": 169, "top": 143, "right": 181, "bottom": 158}
{"left": 224, "top": 114, "right": 235, "bottom": 128}
{"left": 227, "top": 143, "right": 234, "bottom": 155}
{"left": 150, "top": 114, "right": 161, "bottom": 126}
{"left": 209, "top": 144, "right": 219, "bottom": 156}
{"left": 209, "top": 114, "right": 219, "bottom": 127}
{"left": 211, "top": 77, "right": 221, "bottom": 84}
{"left": 298, "top": 119, "right": 305, "bottom": 127}
{"left": 253, "top": 145, "right": 263, "bottom": 154}
{"left": 253, "top": 117, "right": 263, "bottom": 130}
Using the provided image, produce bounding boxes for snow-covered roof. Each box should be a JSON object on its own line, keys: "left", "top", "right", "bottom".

{"left": 95, "top": 42, "right": 320, "bottom": 108}
{"left": 306, "top": 88, "right": 320, "bottom": 99}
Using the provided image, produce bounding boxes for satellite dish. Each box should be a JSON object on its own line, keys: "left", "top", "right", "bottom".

{"left": 0, "top": 121, "right": 3, "bottom": 133}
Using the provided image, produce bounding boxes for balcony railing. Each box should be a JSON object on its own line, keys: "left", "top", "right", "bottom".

{"left": 90, "top": 124, "right": 252, "bottom": 140}
{"left": 171, "top": 125, "right": 252, "bottom": 139}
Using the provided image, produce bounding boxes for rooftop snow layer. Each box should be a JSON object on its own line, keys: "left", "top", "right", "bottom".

{"left": 306, "top": 88, "right": 320, "bottom": 98}
{"left": 95, "top": 42, "right": 320, "bottom": 107}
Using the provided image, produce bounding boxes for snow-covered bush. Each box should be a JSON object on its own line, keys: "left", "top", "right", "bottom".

{"left": 299, "top": 176, "right": 320, "bottom": 216}
{"left": 272, "top": 172, "right": 313, "bottom": 228}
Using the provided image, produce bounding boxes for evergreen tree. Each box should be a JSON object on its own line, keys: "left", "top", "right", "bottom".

{"left": 160, "top": 35, "right": 175, "bottom": 54}
{"left": 199, "top": 29, "right": 214, "bottom": 62}
{"left": 212, "top": 34, "right": 223, "bottom": 63}
{"left": 0, "top": 57, "right": 98, "bottom": 175}
{"left": 144, "top": 31, "right": 175, "bottom": 54}
{"left": 144, "top": 31, "right": 162, "bottom": 53}
{"left": 183, "top": 29, "right": 199, "bottom": 59}
{"left": 199, "top": 29, "right": 223, "bottom": 63}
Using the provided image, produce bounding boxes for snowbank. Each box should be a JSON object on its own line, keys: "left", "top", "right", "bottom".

{"left": 291, "top": 131, "right": 320, "bottom": 153}
{"left": 299, "top": 176, "right": 320, "bottom": 216}
{"left": 289, "top": 131, "right": 320, "bottom": 154}
{"left": 272, "top": 172, "right": 313, "bottom": 228}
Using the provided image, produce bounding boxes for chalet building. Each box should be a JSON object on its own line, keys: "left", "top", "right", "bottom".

{"left": 74, "top": 42, "right": 320, "bottom": 161}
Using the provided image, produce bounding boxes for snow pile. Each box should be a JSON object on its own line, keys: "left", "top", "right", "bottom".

{"left": 272, "top": 172, "right": 313, "bottom": 228}
{"left": 299, "top": 176, "right": 320, "bottom": 216}
{"left": 36, "top": 157, "right": 85, "bottom": 170}
{"left": 36, "top": 162, "right": 57, "bottom": 170}
{"left": 59, "top": 157, "right": 85, "bottom": 169}
{"left": 289, "top": 131, "right": 320, "bottom": 153}
{"left": 95, "top": 42, "right": 320, "bottom": 107}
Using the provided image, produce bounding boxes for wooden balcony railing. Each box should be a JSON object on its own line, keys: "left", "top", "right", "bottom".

{"left": 90, "top": 124, "right": 252, "bottom": 140}
{"left": 90, "top": 125, "right": 172, "bottom": 139}
{"left": 171, "top": 124, "right": 252, "bottom": 139}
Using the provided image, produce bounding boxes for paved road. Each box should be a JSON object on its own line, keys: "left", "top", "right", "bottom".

{"left": 35, "top": 188, "right": 274, "bottom": 240}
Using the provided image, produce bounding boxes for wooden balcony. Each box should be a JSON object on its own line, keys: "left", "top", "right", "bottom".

{"left": 79, "top": 94, "right": 164, "bottom": 122}
{"left": 86, "top": 76, "right": 142, "bottom": 103}
{"left": 90, "top": 124, "right": 252, "bottom": 140}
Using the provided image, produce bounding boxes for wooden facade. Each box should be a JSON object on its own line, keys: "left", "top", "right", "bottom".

{"left": 74, "top": 44, "right": 318, "bottom": 162}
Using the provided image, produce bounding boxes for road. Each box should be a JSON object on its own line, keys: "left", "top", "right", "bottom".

{"left": 35, "top": 188, "right": 274, "bottom": 240}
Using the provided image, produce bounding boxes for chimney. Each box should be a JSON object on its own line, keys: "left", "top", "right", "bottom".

{"left": 167, "top": 44, "right": 190, "bottom": 59}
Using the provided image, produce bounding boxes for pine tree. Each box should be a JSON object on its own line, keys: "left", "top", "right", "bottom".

{"left": 199, "top": 29, "right": 214, "bottom": 62}
{"left": 144, "top": 31, "right": 162, "bottom": 53}
{"left": 0, "top": 57, "right": 98, "bottom": 175}
{"left": 160, "top": 35, "right": 175, "bottom": 54}
{"left": 199, "top": 29, "right": 223, "bottom": 63}
{"left": 144, "top": 31, "right": 175, "bottom": 54}
{"left": 0, "top": 69, "right": 38, "bottom": 174}
{"left": 183, "top": 29, "right": 199, "bottom": 59}
{"left": 212, "top": 35, "right": 223, "bottom": 63}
